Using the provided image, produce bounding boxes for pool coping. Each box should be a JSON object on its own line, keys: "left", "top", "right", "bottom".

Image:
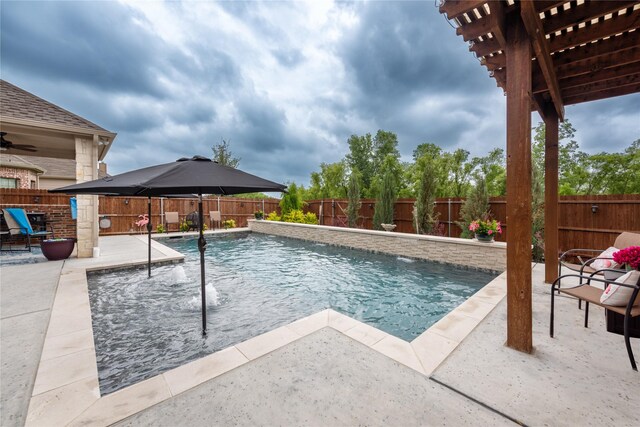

{"left": 24, "top": 234, "right": 507, "bottom": 426}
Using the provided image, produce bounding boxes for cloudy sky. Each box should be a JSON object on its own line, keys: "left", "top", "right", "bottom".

{"left": 2, "top": 0, "right": 638, "bottom": 186}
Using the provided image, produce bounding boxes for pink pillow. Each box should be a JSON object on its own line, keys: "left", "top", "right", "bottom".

{"left": 591, "top": 247, "right": 620, "bottom": 270}
{"left": 600, "top": 270, "right": 640, "bottom": 306}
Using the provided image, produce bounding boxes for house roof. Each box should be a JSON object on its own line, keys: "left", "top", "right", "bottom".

{"left": 0, "top": 80, "right": 108, "bottom": 132}
{"left": 439, "top": 0, "right": 640, "bottom": 119}
{"left": 0, "top": 154, "right": 46, "bottom": 174}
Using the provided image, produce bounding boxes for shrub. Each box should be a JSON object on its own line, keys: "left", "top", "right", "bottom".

{"left": 280, "top": 209, "right": 318, "bottom": 224}
{"left": 280, "top": 183, "right": 302, "bottom": 216}
{"left": 346, "top": 170, "right": 361, "bottom": 228}
{"left": 156, "top": 224, "right": 166, "bottom": 233}
{"left": 372, "top": 167, "right": 397, "bottom": 230}
{"left": 254, "top": 210, "right": 264, "bottom": 220}
{"left": 266, "top": 211, "right": 281, "bottom": 221}
{"left": 414, "top": 161, "right": 438, "bottom": 234}
{"left": 179, "top": 221, "right": 190, "bottom": 232}
{"left": 222, "top": 219, "right": 236, "bottom": 229}
{"left": 457, "top": 175, "right": 490, "bottom": 238}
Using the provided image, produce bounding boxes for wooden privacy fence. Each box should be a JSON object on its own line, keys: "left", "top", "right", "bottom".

{"left": 1, "top": 189, "right": 638, "bottom": 254}
{"left": 0, "top": 189, "right": 280, "bottom": 237}
{"left": 304, "top": 194, "right": 640, "bottom": 253}
{"left": 98, "top": 196, "right": 280, "bottom": 235}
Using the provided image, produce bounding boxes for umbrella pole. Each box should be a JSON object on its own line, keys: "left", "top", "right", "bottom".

{"left": 147, "top": 197, "right": 152, "bottom": 278}
{"left": 198, "top": 194, "right": 207, "bottom": 335}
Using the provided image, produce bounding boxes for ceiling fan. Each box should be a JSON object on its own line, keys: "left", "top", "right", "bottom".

{"left": 0, "top": 132, "right": 37, "bottom": 152}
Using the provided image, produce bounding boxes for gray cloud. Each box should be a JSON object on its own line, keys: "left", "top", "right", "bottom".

{"left": 1, "top": 0, "right": 637, "bottom": 189}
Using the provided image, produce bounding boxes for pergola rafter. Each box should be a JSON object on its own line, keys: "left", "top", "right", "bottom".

{"left": 439, "top": 0, "right": 640, "bottom": 353}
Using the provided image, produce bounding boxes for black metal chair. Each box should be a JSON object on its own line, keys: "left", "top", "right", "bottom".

{"left": 550, "top": 269, "right": 640, "bottom": 370}
{"left": 185, "top": 211, "right": 200, "bottom": 232}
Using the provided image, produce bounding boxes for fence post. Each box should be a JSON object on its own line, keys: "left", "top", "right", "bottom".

{"left": 262, "top": 199, "right": 265, "bottom": 214}
{"left": 448, "top": 198, "right": 451, "bottom": 237}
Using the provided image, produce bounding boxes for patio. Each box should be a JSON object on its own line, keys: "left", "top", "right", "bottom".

{"left": 1, "top": 234, "right": 637, "bottom": 426}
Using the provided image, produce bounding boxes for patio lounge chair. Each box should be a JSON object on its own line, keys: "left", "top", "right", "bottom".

{"left": 210, "top": 211, "right": 221, "bottom": 229}
{"left": 558, "top": 232, "right": 640, "bottom": 308}
{"left": 559, "top": 232, "right": 640, "bottom": 277}
{"left": 550, "top": 269, "right": 640, "bottom": 370}
{"left": 165, "top": 212, "right": 180, "bottom": 232}
{"left": 1, "top": 208, "right": 53, "bottom": 251}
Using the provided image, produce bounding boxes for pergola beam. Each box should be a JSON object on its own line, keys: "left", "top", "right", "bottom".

{"left": 562, "top": 74, "right": 640, "bottom": 99}
{"left": 548, "top": 9, "right": 640, "bottom": 53}
{"left": 552, "top": 30, "right": 640, "bottom": 68}
{"left": 439, "top": 0, "right": 487, "bottom": 21}
{"left": 555, "top": 47, "right": 640, "bottom": 80}
{"left": 521, "top": 0, "right": 564, "bottom": 120}
{"left": 470, "top": 37, "right": 502, "bottom": 58}
{"left": 564, "top": 82, "right": 640, "bottom": 105}
{"left": 543, "top": 0, "right": 637, "bottom": 34}
{"left": 533, "top": 60, "right": 640, "bottom": 93}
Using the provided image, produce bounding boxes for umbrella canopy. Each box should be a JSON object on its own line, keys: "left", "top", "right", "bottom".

{"left": 52, "top": 155, "right": 286, "bottom": 334}
{"left": 50, "top": 155, "right": 286, "bottom": 196}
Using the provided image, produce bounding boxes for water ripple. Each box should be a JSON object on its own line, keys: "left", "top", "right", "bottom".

{"left": 88, "top": 233, "right": 496, "bottom": 394}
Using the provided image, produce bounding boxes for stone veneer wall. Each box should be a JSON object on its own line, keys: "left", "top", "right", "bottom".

{"left": 75, "top": 137, "right": 99, "bottom": 257}
{"left": 248, "top": 220, "right": 507, "bottom": 272}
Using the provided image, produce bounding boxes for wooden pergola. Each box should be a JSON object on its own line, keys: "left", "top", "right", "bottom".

{"left": 440, "top": 0, "right": 640, "bottom": 352}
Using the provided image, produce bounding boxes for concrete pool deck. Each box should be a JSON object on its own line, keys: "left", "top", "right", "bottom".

{"left": 1, "top": 233, "right": 638, "bottom": 426}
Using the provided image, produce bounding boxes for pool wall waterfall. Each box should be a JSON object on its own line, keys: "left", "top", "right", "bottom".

{"left": 248, "top": 220, "right": 506, "bottom": 272}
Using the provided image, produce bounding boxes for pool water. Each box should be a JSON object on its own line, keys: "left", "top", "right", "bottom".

{"left": 88, "top": 233, "right": 497, "bottom": 394}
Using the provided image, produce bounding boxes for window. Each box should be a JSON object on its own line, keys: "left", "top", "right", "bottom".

{"left": 0, "top": 178, "right": 18, "bottom": 188}
{"left": 31, "top": 180, "right": 36, "bottom": 189}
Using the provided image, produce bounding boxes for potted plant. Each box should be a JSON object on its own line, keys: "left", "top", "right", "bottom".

{"left": 612, "top": 246, "right": 640, "bottom": 271}
{"left": 40, "top": 238, "right": 76, "bottom": 261}
{"left": 469, "top": 218, "right": 502, "bottom": 243}
{"left": 254, "top": 210, "right": 264, "bottom": 220}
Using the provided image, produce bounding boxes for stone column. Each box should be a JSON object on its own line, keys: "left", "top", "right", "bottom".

{"left": 75, "top": 135, "right": 99, "bottom": 257}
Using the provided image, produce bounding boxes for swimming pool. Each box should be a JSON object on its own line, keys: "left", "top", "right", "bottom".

{"left": 88, "top": 233, "right": 497, "bottom": 394}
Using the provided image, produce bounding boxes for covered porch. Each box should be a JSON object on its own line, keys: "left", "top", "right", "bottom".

{"left": 0, "top": 80, "right": 117, "bottom": 257}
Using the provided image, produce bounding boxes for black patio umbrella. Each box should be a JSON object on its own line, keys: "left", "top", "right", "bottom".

{"left": 51, "top": 155, "right": 286, "bottom": 334}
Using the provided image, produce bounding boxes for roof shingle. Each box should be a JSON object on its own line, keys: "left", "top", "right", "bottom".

{"left": 0, "top": 80, "right": 109, "bottom": 132}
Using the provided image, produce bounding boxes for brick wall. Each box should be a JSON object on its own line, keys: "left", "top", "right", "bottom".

{"left": 248, "top": 220, "right": 506, "bottom": 272}
{"left": 0, "top": 166, "right": 38, "bottom": 189}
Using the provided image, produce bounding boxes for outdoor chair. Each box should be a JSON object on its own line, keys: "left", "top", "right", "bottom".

{"left": 550, "top": 269, "right": 640, "bottom": 370}
{"left": 185, "top": 211, "right": 200, "bottom": 232}
{"left": 210, "top": 211, "right": 221, "bottom": 229}
{"left": 165, "top": 212, "right": 180, "bottom": 232}
{"left": 558, "top": 232, "right": 640, "bottom": 308}
{"left": 1, "top": 208, "right": 53, "bottom": 252}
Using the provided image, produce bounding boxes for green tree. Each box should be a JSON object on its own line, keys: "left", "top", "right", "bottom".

{"left": 414, "top": 160, "right": 439, "bottom": 234}
{"left": 212, "top": 139, "right": 240, "bottom": 168}
{"left": 305, "top": 162, "right": 347, "bottom": 200}
{"left": 345, "top": 130, "right": 402, "bottom": 198}
{"left": 446, "top": 149, "right": 474, "bottom": 197}
{"left": 280, "top": 182, "right": 302, "bottom": 216}
{"left": 471, "top": 148, "right": 506, "bottom": 196}
{"left": 372, "top": 161, "right": 397, "bottom": 230}
{"left": 457, "top": 175, "right": 490, "bottom": 238}
{"left": 345, "top": 133, "right": 374, "bottom": 196}
{"left": 346, "top": 169, "right": 361, "bottom": 228}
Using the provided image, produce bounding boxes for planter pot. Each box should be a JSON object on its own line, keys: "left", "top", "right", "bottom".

{"left": 475, "top": 233, "right": 494, "bottom": 243}
{"left": 41, "top": 238, "right": 76, "bottom": 261}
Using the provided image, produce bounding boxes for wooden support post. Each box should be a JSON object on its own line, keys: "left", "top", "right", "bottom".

{"left": 505, "top": 12, "right": 533, "bottom": 353}
{"left": 544, "top": 107, "right": 559, "bottom": 284}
